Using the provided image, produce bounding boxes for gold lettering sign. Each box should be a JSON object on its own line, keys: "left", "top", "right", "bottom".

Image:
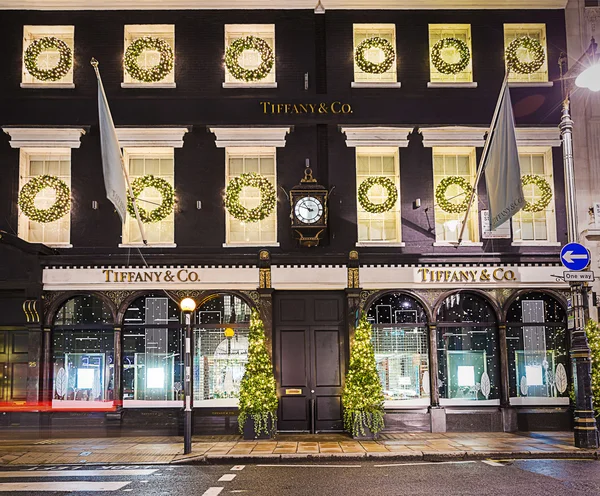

{"left": 260, "top": 101, "right": 352, "bottom": 115}
{"left": 417, "top": 268, "right": 517, "bottom": 283}
{"left": 102, "top": 269, "right": 200, "bottom": 283}
{"left": 285, "top": 388, "right": 303, "bottom": 395}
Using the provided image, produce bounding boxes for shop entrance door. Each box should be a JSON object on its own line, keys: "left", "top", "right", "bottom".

{"left": 274, "top": 292, "right": 346, "bottom": 432}
{"left": 0, "top": 331, "right": 29, "bottom": 404}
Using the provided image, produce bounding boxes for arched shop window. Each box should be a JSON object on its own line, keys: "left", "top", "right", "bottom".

{"left": 367, "top": 293, "right": 430, "bottom": 406}
{"left": 436, "top": 292, "right": 500, "bottom": 405}
{"left": 194, "top": 293, "right": 251, "bottom": 406}
{"left": 506, "top": 292, "right": 568, "bottom": 405}
{"left": 123, "top": 294, "right": 183, "bottom": 406}
{"left": 52, "top": 295, "right": 114, "bottom": 407}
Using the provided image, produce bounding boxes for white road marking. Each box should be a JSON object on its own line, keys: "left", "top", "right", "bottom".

{"left": 482, "top": 460, "right": 504, "bottom": 466}
{"left": 257, "top": 464, "right": 361, "bottom": 468}
{"left": 202, "top": 488, "right": 224, "bottom": 496}
{"left": 0, "top": 481, "right": 131, "bottom": 492}
{"left": 0, "top": 469, "right": 157, "bottom": 478}
{"left": 374, "top": 461, "right": 476, "bottom": 468}
{"left": 218, "top": 474, "right": 236, "bottom": 482}
{"left": 231, "top": 465, "right": 245, "bottom": 471}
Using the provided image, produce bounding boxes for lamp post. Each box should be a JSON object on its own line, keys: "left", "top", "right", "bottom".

{"left": 559, "top": 37, "right": 599, "bottom": 449}
{"left": 180, "top": 297, "right": 197, "bottom": 454}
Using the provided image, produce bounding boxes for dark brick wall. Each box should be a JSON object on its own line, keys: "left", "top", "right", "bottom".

{"left": 0, "top": 9, "right": 567, "bottom": 266}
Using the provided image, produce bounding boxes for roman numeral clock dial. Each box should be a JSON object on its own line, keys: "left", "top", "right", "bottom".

{"left": 289, "top": 167, "right": 329, "bottom": 247}
{"left": 294, "top": 196, "right": 323, "bottom": 224}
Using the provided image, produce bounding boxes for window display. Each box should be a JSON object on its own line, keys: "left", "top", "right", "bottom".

{"left": 367, "top": 293, "right": 430, "bottom": 406}
{"left": 437, "top": 292, "right": 499, "bottom": 404}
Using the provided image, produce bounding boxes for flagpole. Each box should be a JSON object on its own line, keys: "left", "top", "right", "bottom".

{"left": 91, "top": 58, "right": 148, "bottom": 246}
{"left": 457, "top": 70, "right": 510, "bottom": 245}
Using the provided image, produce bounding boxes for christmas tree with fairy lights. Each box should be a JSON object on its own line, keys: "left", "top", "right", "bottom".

{"left": 585, "top": 319, "right": 600, "bottom": 418}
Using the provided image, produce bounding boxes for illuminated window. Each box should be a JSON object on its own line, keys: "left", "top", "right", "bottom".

{"left": 504, "top": 24, "right": 548, "bottom": 84}
{"left": 432, "top": 147, "right": 479, "bottom": 244}
{"left": 355, "top": 147, "right": 402, "bottom": 244}
{"left": 512, "top": 147, "right": 557, "bottom": 243}
{"left": 353, "top": 24, "right": 398, "bottom": 85}
{"left": 18, "top": 148, "right": 71, "bottom": 247}
{"left": 22, "top": 25, "right": 74, "bottom": 88}
{"left": 122, "top": 148, "right": 175, "bottom": 247}
{"left": 123, "top": 24, "right": 175, "bottom": 87}
{"left": 428, "top": 24, "right": 474, "bottom": 85}
{"left": 224, "top": 24, "right": 276, "bottom": 87}
{"left": 225, "top": 148, "right": 277, "bottom": 246}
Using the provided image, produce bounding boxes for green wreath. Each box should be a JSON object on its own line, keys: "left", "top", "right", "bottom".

{"left": 521, "top": 174, "right": 553, "bottom": 212}
{"left": 24, "top": 37, "right": 72, "bottom": 82}
{"left": 18, "top": 175, "right": 71, "bottom": 223}
{"left": 358, "top": 177, "right": 398, "bottom": 214}
{"left": 127, "top": 175, "right": 175, "bottom": 223}
{"left": 124, "top": 37, "right": 174, "bottom": 83}
{"left": 506, "top": 36, "right": 545, "bottom": 75}
{"left": 355, "top": 37, "right": 396, "bottom": 74}
{"left": 224, "top": 172, "right": 276, "bottom": 223}
{"left": 431, "top": 37, "right": 471, "bottom": 75}
{"left": 225, "top": 36, "right": 274, "bottom": 82}
{"left": 435, "top": 176, "right": 475, "bottom": 214}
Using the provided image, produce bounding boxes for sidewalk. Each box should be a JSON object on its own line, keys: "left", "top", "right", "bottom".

{"left": 0, "top": 432, "right": 596, "bottom": 466}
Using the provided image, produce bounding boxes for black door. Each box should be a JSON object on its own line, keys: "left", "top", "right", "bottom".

{"left": 0, "top": 331, "right": 29, "bottom": 404}
{"left": 274, "top": 292, "right": 346, "bottom": 432}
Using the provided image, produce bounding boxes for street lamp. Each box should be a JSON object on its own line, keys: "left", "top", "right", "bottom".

{"left": 180, "top": 297, "right": 196, "bottom": 454}
{"left": 559, "top": 37, "right": 600, "bottom": 449}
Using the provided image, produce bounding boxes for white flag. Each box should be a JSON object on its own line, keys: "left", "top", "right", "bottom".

{"left": 483, "top": 82, "right": 525, "bottom": 230}
{"left": 96, "top": 69, "right": 127, "bottom": 223}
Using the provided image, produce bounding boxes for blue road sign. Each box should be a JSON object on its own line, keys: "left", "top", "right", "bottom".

{"left": 560, "top": 242, "right": 591, "bottom": 271}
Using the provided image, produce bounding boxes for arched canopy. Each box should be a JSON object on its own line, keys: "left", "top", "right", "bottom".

{"left": 53, "top": 294, "right": 114, "bottom": 327}
{"left": 506, "top": 291, "right": 566, "bottom": 324}
{"left": 436, "top": 291, "right": 497, "bottom": 325}
{"left": 367, "top": 292, "right": 428, "bottom": 325}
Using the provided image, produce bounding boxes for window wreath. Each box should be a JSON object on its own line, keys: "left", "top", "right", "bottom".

{"left": 430, "top": 37, "right": 471, "bottom": 75}
{"left": 357, "top": 177, "right": 398, "bottom": 214}
{"left": 225, "top": 36, "right": 274, "bottom": 82}
{"left": 24, "top": 37, "right": 72, "bottom": 82}
{"left": 521, "top": 174, "right": 553, "bottom": 212}
{"left": 224, "top": 172, "right": 276, "bottom": 223}
{"left": 506, "top": 36, "right": 545, "bottom": 75}
{"left": 127, "top": 175, "right": 175, "bottom": 223}
{"left": 124, "top": 36, "right": 174, "bottom": 83}
{"left": 18, "top": 175, "right": 71, "bottom": 223}
{"left": 354, "top": 37, "right": 396, "bottom": 74}
{"left": 435, "top": 176, "right": 475, "bottom": 214}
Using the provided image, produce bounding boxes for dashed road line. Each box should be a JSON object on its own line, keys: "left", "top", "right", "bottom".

{"left": 482, "top": 460, "right": 505, "bottom": 467}
{"left": 202, "top": 487, "right": 224, "bottom": 496}
{"left": 231, "top": 465, "right": 245, "bottom": 471}
{"left": 218, "top": 474, "right": 236, "bottom": 482}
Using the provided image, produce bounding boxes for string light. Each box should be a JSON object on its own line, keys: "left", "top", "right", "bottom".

{"left": 430, "top": 37, "right": 470, "bottom": 75}
{"left": 357, "top": 176, "right": 398, "bottom": 214}
{"left": 127, "top": 174, "right": 175, "bottom": 223}
{"left": 435, "top": 176, "right": 475, "bottom": 214}
{"left": 224, "top": 172, "right": 276, "bottom": 223}
{"left": 225, "top": 36, "right": 274, "bottom": 82}
{"left": 586, "top": 320, "right": 600, "bottom": 417}
{"left": 506, "top": 36, "right": 545, "bottom": 75}
{"left": 18, "top": 174, "right": 71, "bottom": 223}
{"left": 124, "top": 36, "right": 174, "bottom": 83}
{"left": 24, "top": 36, "right": 72, "bottom": 82}
{"left": 354, "top": 37, "right": 395, "bottom": 74}
{"left": 521, "top": 174, "right": 553, "bottom": 212}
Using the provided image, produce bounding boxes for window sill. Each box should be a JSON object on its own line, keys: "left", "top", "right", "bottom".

{"left": 223, "top": 242, "right": 280, "bottom": 248}
{"left": 222, "top": 82, "right": 277, "bottom": 89}
{"left": 45, "top": 243, "right": 73, "bottom": 248}
{"left": 355, "top": 242, "right": 405, "bottom": 247}
{"left": 351, "top": 82, "right": 401, "bottom": 88}
{"left": 508, "top": 81, "right": 554, "bottom": 88}
{"left": 433, "top": 241, "right": 483, "bottom": 247}
{"left": 511, "top": 241, "right": 561, "bottom": 247}
{"left": 119, "top": 243, "right": 177, "bottom": 248}
{"left": 509, "top": 397, "right": 570, "bottom": 406}
{"left": 20, "top": 82, "right": 75, "bottom": 89}
{"left": 121, "top": 82, "right": 176, "bottom": 89}
{"left": 427, "top": 82, "right": 478, "bottom": 88}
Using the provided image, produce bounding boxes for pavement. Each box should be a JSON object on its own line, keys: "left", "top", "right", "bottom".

{"left": 0, "top": 431, "right": 596, "bottom": 466}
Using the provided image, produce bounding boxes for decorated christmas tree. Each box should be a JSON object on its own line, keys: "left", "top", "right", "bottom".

{"left": 585, "top": 319, "right": 600, "bottom": 418}
{"left": 238, "top": 309, "right": 278, "bottom": 436}
{"left": 342, "top": 313, "right": 385, "bottom": 437}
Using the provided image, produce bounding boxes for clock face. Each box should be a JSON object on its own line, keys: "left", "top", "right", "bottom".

{"left": 294, "top": 196, "right": 324, "bottom": 224}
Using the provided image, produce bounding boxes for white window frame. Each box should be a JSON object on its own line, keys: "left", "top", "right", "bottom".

{"left": 432, "top": 147, "right": 481, "bottom": 246}
{"left": 17, "top": 148, "right": 72, "bottom": 248}
{"left": 352, "top": 23, "right": 400, "bottom": 88}
{"left": 428, "top": 24, "right": 477, "bottom": 88}
{"left": 511, "top": 146, "right": 559, "bottom": 246}
{"left": 122, "top": 24, "right": 175, "bottom": 88}
{"left": 355, "top": 147, "right": 404, "bottom": 246}
{"left": 224, "top": 147, "right": 279, "bottom": 247}
{"left": 22, "top": 25, "right": 75, "bottom": 89}
{"left": 504, "top": 23, "right": 551, "bottom": 87}
{"left": 224, "top": 24, "right": 276, "bottom": 88}
{"left": 120, "top": 147, "right": 176, "bottom": 248}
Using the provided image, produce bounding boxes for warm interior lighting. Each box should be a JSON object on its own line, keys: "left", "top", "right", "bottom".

{"left": 180, "top": 297, "right": 196, "bottom": 313}
{"left": 575, "top": 62, "right": 600, "bottom": 92}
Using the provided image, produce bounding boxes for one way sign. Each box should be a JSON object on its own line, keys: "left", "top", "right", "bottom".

{"left": 560, "top": 242, "right": 591, "bottom": 271}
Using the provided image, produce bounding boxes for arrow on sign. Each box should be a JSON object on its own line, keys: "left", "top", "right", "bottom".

{"left": 562, "top": 251, "right": 589, "bottom": 264}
